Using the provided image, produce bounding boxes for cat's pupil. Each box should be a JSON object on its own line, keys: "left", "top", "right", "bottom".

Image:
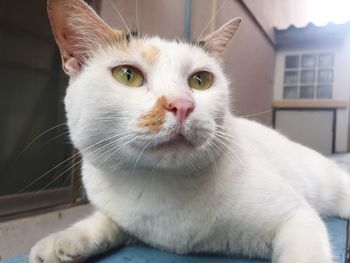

{"left": 122, "top": 67, "right": 133, "bottom": 81}
{"left": 195, "top": 74, "right": 202, "bottom": 85}
{"left": 126, "top": 69, "right": 132, "bottom": 81}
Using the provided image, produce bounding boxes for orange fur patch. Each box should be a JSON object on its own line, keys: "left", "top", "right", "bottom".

{"left": 141, "top": 46, "right": 160, "bottom": 65}
{"left": 105, "top": 29, "right": 128, "bottom": 51}
{"left": 138, "top": 96, "right": 167, "bottom": 133}
{"left": 111, "top": 29, "right": 127, "bottom": 43}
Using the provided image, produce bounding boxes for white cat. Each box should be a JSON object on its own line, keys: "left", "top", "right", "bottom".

{"left": 30, "top": 0, "right": 350, "bottom": 262}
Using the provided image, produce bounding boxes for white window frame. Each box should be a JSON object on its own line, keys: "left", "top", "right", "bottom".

{"left": 282, "top": 52, "right": 334, "bottom": 100}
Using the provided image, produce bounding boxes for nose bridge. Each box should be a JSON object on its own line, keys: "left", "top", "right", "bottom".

{"left": 152, "top": 56, "right": 192, "bottom": 98}
{"left": 150, "top": 62, "right": 195, "bottom": 123}
{"left": 152, "top": 74, "right": 193, "bottom": 101}
{"left": 166, "top": 87, "right": 192, "bottom": 102}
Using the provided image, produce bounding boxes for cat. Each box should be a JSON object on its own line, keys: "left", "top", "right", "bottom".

{"left": 29, "top": 0, "right": 350, "bottom": 262}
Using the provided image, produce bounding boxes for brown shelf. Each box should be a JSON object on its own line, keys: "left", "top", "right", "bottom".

{"left": 273, "top": 100, "right": 347, "bottom": 109}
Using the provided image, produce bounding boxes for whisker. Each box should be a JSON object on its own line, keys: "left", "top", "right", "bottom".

{"left": 132, "top": 140, "right": 152, "bottom": 173}
{"left": 237, "top": 106, "right": 284, "bottom": 119}
{"left": 33, "top": 133, "right": 135, "bottom": 195}
{"left": 184, "top": 154, "right": 200, "bottom": 173}
{"left": 109, "top": 0, "right": 131, "bottom": 35}
{"left": 41, "top": 130, "right": 70, "bottom": 147}
{"left": 213, "top": 127, "right": 257, "bottom": 164}
{"left": 16, "top": 131, "right": 132, "bottom": 193}
{"left": 135, "top": 0, "right": 140, "bottom": 34}
{"left": 204, "top": 140, "right": 218, "bottom": 175}
{"left": 85, "top": 114, "right": 133, "bottom": 119}
{"left": 213, "top": 129, "right": 239, "bottom": 141}
{"left": 99, "top": 136, "right": 139, "bottom": 166}
{"left": 195, "top": 0, "right": 227, "bottom": 42}
{"left": 33, "top": 162, "right": 79, "bottom": 195}
{"left": 15, "top": 122, "right": 67, "bottom": 161}
{"left": 209, "top": 138, "right": 229, "bottom": 158}
{"left": 150, "top": 156, "right": 163, "bottom": 176}
{"left": 16, "top": 151, "right": 77, "bottom": 194}
{"left": 70, "top": 183, "right": 85, "bottom": 205}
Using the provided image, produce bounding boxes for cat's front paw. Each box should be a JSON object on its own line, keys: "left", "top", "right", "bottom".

{"left": 29, "top": 231, "right": 85, "bottom": 263}
{"left": 29, "top": 233, "right": 60, "bottom": 263}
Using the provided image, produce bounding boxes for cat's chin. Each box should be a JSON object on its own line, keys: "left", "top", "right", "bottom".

{"left": 152, "top": 134, "right": 194, "bottom": 151}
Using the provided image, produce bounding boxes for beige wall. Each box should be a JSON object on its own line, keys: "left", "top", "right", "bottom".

{"left": 100, "top": 0, "right": 185, "bottom": 39}
{"left": 100, "top": 0, "right": 275, "bottom": 126}
{"left": 210, "top": 0, "right": 275, "bottom": 125}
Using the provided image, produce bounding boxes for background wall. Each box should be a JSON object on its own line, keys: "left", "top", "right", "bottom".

{"left": 242, "top": 0, "right": 350, "bottom": 151}
{"left": 0, "top": 0, "right": 73, "bottom": 205}
{"left": 273, "top": 43, "right": 350, "bottom": 153}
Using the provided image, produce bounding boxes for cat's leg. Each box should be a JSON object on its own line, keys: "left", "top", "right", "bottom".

{"left": 330, "top": 168, "right": 350, "bottom": 219}
{"left": 295, "top": 156, "right": 350, "bottom": 219}
{"left": 308, "top": 164, "right": 350, "bottom": 219}
{"left": 272, "top": 207, "right": 333, "bottom": 263}
{"left": 29, "top": 211, "right": 127, "bottom": 263}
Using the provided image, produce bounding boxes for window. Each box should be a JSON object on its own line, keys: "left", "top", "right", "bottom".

{"left": 283, "top": 53, "right": 334, "bottom": 99}
{"left": 0, "top": 0, "right": 98, "bottom": 220}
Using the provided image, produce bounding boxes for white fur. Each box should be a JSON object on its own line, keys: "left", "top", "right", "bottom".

{"left": 30, "top": 36, "right": 350, "bottom": 263}
{"left": 29, "top": 211, "right": 126, "bottom": 262}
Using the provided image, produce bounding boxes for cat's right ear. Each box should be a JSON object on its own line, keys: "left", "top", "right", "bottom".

{"left": 47, "top": 0, "right": 123, "bottom": 77}
{"left": 199, "top": 17, "right": 242, "bottom": 57}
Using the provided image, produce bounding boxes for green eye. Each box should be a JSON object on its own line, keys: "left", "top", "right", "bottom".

{"left": 188, "top": 71, "right": 213, "bottom": 90}
{"left": 112, "top": 65, "right": 144, "bottom": 87}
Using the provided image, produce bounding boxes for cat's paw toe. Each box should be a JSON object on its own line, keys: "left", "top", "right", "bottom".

{"left": 54, "top": 233, "right": 87, "bottom": 262}
{"left": 29, "top": 232, "right": 84, "bottom": 263}
{"left": 29, "top": 234, "right": 61, "bottom": 263}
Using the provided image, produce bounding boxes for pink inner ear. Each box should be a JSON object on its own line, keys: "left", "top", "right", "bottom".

{"left": 50, "top": 5, "right": 78, "bottom": 61}
{"left": 48, "top": 0, "right": 121, "bottom": 76}
{"left": 64, "top": 57, "right": 80, "bottom": 76}
{"left": 60, "top": 31, "right": 85, "bottom": 64}
{"left": 48, "top": 1, "right": 94, "bottom": 76}
{"left": 61, "top": 34, "right": 74, "bottom": 57}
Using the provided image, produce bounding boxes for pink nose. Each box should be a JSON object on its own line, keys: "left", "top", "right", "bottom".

{"left": 166, "top": 98, "right": 195, "bottom": 124}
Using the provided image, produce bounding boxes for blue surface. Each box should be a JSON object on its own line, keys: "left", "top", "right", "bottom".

{"left": 2, "top": 218, "right": 348, "bottom": 263}
{"left": 88, "top": 218, "right": 348, "bottom": 263}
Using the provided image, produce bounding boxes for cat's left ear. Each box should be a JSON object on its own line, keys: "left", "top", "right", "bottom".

{"left": 47, "top": 0, "right": 123, "bottom": 77}
{"left": 199, "top": 18, "right": 242, "bottom": 57}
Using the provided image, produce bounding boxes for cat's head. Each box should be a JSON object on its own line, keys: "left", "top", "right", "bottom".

{"left": 48, "top": 0, "right": 241, "bottom": 172}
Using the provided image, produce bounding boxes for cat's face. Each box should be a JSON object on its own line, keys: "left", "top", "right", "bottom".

{"left": 65, "top": 37, "right": 230, "bottom": 171}
{"left": 48, "top": 0, "right": 241, "bottom": 172}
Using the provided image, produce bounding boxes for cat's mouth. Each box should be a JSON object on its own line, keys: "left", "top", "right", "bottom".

{"left": 152, "top": 134, "right": 194, "bottom": 150}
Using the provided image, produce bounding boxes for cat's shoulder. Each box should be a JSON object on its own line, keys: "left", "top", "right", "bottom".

{"left": 226, "top": 116, "right": 291, "bottom": 147}
{"left": 230, "top": 116, "right": 283, "bottom": 136}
